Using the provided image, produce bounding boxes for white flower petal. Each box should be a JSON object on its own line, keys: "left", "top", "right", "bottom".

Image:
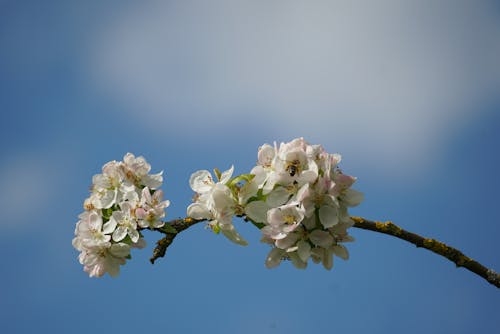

{"left": 266, "top": 187, "right": 290, "bottom": 207}
{"left": 244, "top": 201, "right": 269, "bottom": 223}
{"left": 128, "top": 228, "right": 140, "bottom": 243}
{"left": 102, "top": 217, "right": 117, "bottom": 234}
{"left": 332, "top": 245, "right": 349, "bottom": 260}
{"left": 289, "top": 253, "right": 307, "bottom": 269}
{"left": 112, "top": 226, "right": 127, "bottom": 242}
{"left": 189, "top": 170, "right": 213, "bottom": 193}
{"left": 220, "top": 224, "right": 248, "bottom": 246}
{"left": 319, "top": 205, "right": 339, "bottom": 228}
{"left": 275, "top": 233, "right": 299, "bottom": 249}
{"left": 309, "top": 230, "right": 334, "bottom": 248}
{"left": 110, "top": 243, "right": 131, "bottom": 257}
{"left": 322, "top": 249, "right": 334, "bottom": 270}
{"left": 187, "top": 203, "right": 212, "bottom": 220}
{"left": 297, "top": 240, "right": 311, "bottom": 262}
{"left": 343, "top": 189, "right": 364, "bottom": 207}
{"left": 220, "top": 165, "right": 234, "bottom": 184}
{"left": 265, "top": 248, "right": 284, "bottom": 269}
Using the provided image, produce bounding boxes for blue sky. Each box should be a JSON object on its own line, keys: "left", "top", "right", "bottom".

{"left": 1, "top": 1, "right": 499, "bottom": 333}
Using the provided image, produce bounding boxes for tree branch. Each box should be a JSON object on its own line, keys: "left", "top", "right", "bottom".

{"left": 149, "top": 216, "right": 500, "bottom": 288}
{"left": 351, "top": 216, "right": 500, "bottom": 288}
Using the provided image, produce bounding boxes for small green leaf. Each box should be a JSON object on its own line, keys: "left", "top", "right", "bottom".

{"left": 213, "top": 168, "right": 222, "bottom": 181}
{"left": 228, "top": 173, "right": 255, "bottom": 187}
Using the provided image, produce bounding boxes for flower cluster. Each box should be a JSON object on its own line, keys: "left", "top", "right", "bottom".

{"left": 187, "top": 138, "right": 363, "bottom": 270}
{"left": 72, "top": 153, "right": 170, "bottom": 277}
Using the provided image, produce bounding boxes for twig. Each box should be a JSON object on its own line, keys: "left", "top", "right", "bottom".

{"left": 149, "top": 216, "right": 500, "bottom": 288}
{"left": 351, "top": 216, "right": 500, "bottom": 288}
{"left": 148, "top": 218, "right": 204, "bottom": 264}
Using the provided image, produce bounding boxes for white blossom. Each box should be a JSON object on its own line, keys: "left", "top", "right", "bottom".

{"left": 73, "top": 153, "right": 170, "bottom": 278}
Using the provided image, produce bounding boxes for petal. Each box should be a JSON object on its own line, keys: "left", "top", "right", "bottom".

{"left": 275, "top": 233, "right": 299, "bottom": 249}
{"left": 112, "top": 226, "right": 127, "bottom": 242}
{"left": 322, "top": 249, "right": 334, "bottom": 270}
{"left": 342, "top": 189, "right": 364, "bottom": 207}
{"left": 309, "top": 230, "right": 334, "bottom": 248}
{"left": 245, "top": 201, "right": 269, "bottom": 223}
{"left": 319, "top": 205, "right": 339, "bottom": 228}
{"left": 187, "top": 203, "right": 212, "bottom": 220}
{"left": 102, "top": 217, "right": 117, "bottom": 234}
{"left": 266, "top": 187, "right": 290, "bottom": 207}
{"left": 189, "top": 170, "right": 213, "bottom": 193}
{"left": 289, "top": 252, "right": 307, "bottom": 269}
{"left": 220, "top": 165, "right": 234, "bottom": 184}
{"left": 265, "top": 248, "right": 284, "bottom": 269}
{"left": 128, "top": 228, "right": 140, "bottom": 243}
{"left": 332, "top": 245, "right": 349, "bottom": 260}
{"left": 297, "top": 240, "right": 311, "bottom": 262}
{"left": 220, "top": 224, "right": 248, "bottom": 246}
{"left": 88, "top": 212, "right": 103, "bottom": 230}
{"left": 142, "top": 172, "right": 163, "bottom": 189}
{"left": 110, "top": 243, "right": 130, "bottom": 257}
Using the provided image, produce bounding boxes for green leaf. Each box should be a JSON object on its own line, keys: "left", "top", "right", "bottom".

{"left": 213, "top": 168, "right": 222, "bottom": 181}
{"left": 228, "top": 173, "right": 255, "bottom": 187}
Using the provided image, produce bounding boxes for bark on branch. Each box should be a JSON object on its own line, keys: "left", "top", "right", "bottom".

{"left": 351, "top": 217, "right": 500, "bottom": 288}
{"left": 148, "top": 216, "right": 500, "bottom": 288}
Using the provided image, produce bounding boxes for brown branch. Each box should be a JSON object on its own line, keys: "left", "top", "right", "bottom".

{"left": 147, "top": 216, "right": 500, "bottom": 288}
{"left": 146, "top": 218, "right": 205, "bottom": 264}
{"left": 351, "top": 216, "right": 500, "bottom": 288}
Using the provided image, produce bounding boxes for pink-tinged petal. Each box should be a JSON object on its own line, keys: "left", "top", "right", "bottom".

{"left": 112, "top": 226, "right": 127, "bottom": 242}
{"left": 258, "top": 144, "right": 275, "bottom": 167}
{"left": 187, "top": 203, "right": 211, "bottom": 220}
{"left": 309, "top": 230, "right": 334, "bottom": 248}
{"left": 265, "top": 248, "right": 284, "bottom": 269}
{"left": 220, "top": 165, "right": 234, "bottom": 184}
{"left": 141, "top": 187, "right": 152, "bottom": 203}
{"left": 135, "top": 207, "right": 147, "bottom": 220}
{"left": 319, "top": 205, "right": 339, "bottom": 228}
{"left": 245, "top": 201, "right": 269, "bottom": 223}
{"left": 189, "top": 170, "right": 213, "bottom": 193}
{"left": 332, "top": 245, "right": 349, "bottom": 260}
{"left": 266, "top": 208, "right": 284, "bottom": 226}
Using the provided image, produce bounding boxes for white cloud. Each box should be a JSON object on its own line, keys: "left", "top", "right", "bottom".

{"left": 86, "top": 0, "right": 500, "bottom": 178}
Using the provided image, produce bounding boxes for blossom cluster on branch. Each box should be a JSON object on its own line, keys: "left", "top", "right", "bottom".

{"left": 73, "top": 138, "right": 362, "bottom": 277}
{"left": 187, "top": 138, "right": 363, "bottom": 269}
{"left": 72, "top": 153, "right": 170, "bottom": 277}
